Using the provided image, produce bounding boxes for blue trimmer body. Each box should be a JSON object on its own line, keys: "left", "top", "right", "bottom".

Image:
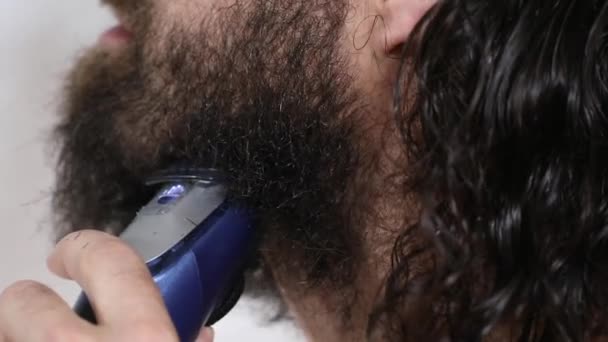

{"left": 73, "top": 168, "right": 254, "bottom": 342}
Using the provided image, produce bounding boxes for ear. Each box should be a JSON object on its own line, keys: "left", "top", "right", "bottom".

{"left": 378, "top": 0, "right": 437, "bottom": 53}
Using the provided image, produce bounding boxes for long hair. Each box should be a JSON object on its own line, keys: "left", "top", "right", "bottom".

{"left": 372, "top": 0, "right": 608, "bottom": 340}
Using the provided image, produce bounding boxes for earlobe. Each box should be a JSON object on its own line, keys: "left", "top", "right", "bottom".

{"left": 379, "top": 0, "right": 437, "bottom": 53}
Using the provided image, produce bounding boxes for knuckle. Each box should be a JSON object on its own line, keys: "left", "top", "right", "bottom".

{"left": 0, "top": 280, "right": 49, "bottom": 303}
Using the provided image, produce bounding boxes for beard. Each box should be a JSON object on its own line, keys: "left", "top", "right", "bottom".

{"left": 53, "top": 0, "right": 377, "bottom": 314}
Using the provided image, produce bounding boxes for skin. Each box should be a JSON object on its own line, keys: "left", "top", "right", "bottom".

{"left": 0, "top": 230, "right": 213, "bottom": 342}
{"left": 1, "top": 0, "right": 436, "bottom": 341}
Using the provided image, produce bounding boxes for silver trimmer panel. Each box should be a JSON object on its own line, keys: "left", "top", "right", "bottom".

{"left": 120, "top": 182, "right": 226, "bottom": 263}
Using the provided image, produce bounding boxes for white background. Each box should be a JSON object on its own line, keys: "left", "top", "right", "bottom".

{"left": 0, "top": 1, "right": 304, "bottom": 340}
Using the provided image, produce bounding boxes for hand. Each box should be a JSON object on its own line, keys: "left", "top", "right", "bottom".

{"left": 0, "top": 230, "right": 214, "bottom": 342}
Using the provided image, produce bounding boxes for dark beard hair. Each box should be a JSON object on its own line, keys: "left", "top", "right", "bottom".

{"left": 370, "top": 0, "right": 608, "bottom": 341}
{"left": 53, "top": 0, "right": 371, "bottom": 320}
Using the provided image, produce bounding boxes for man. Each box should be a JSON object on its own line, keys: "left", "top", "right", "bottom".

{"left": 2, "top": 0, "right": 607, "bottom": 340}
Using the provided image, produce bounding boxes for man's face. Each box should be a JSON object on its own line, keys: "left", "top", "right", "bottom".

{"left": 54, "top": 0, "right": 403, "bottom": 340}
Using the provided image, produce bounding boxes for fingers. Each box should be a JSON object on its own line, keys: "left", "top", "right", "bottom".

{"left": 0, "top": 230, "right": 182, "bottom": 342}
{"left": 47, "top": 230, "right": 175, "bottom": 337}
{"left": 0, "top": 280, "right": 96, "bottom": 342}
{"left": 196, "top": 327, "right": 215, "bottom": 342}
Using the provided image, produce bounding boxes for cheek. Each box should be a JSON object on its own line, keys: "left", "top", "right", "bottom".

{"left": 156, "top": 0, "right": 241, "bottom": 30}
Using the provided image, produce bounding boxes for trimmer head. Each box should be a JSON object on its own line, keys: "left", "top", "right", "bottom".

{"left": 74, "top": 166, "right": 254, "bottom": 341}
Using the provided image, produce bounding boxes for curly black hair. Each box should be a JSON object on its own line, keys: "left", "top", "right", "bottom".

{"left": 370, "top": 0, "right": 608, "bottom": 341}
